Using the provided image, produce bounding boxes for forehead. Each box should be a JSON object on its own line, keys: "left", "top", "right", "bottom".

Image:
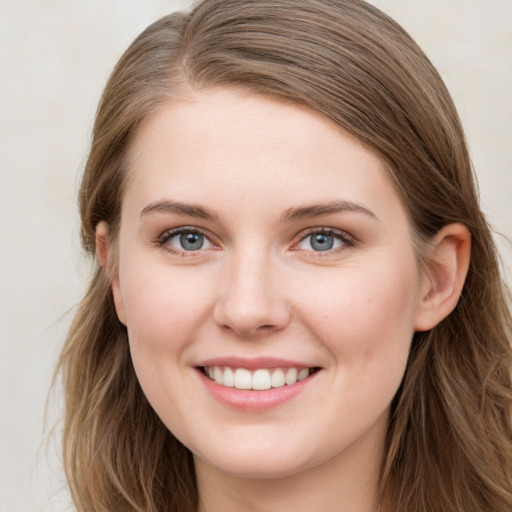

{"left": 123, "top": 87, "right": 404, "bottom": 225}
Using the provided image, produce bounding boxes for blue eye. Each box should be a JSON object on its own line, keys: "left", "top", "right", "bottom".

{"left": 297, "top": 230, "right": 350, "bottom": 252}
{"left": 310, "top": 233, "right": 335, "bottom": 251}
{"left": 179, "top": 232, "right": 205, "bottom": 251}
{"left": 162, "top": 229, "right": 213, "bottom": 252}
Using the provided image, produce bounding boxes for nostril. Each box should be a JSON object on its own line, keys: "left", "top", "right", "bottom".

{"left": 218, "top": 322, "right": 280, "bottom": 337}
{"left": 258, "top": 324, "right": 277, "bottom": 331}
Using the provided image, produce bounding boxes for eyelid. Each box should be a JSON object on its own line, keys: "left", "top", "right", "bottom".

{"left": 291, "top": 227, "right": 355, "bottom": 252}
{"left": 156, "top": 226, "right": 220, "bottom": 256}
{"left": 154, "top": 225, "right": 355, "bottom": 257}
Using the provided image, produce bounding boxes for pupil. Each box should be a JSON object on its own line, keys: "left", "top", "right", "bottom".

{"left": 180, "top": 232, "right": 203, "bottom": 250}
{"left": 311, "top": 233, "right": 334, "bottom": 251}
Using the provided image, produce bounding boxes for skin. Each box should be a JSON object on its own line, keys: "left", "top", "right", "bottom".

{"left": 97, "top": 88, "right": 470, "bottom": 512}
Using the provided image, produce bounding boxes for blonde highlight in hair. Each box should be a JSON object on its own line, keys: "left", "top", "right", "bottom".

{"left": 57, "top": 1, "right": 512, "bottom": 510}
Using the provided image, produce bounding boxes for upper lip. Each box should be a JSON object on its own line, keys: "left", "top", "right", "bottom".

{"left": 196, "top": 356, "right": 318, "bottom": 370}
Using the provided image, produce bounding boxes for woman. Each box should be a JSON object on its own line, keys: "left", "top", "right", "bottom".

{"left": 57, "top": 0, "right": 512, "bottom": 510}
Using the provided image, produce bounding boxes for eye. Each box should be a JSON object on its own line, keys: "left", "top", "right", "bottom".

{"left": 295, "top": 229, "right": 353, "bottom": 252}
{"left": 159, "top": 228, "right": 214, "bottom": 253}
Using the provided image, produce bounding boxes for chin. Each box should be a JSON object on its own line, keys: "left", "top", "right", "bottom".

{"left": 192, "top": 434, "right": 324, "bottom": 480}
{"left": 198, "top": 454, "right": 314, "bottom": 480}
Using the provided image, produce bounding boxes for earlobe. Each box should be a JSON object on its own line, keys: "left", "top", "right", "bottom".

{"left": 414, "top": 223, "right": 471, "bottom": 332}
{"left": 96, "top": 221, "right": 110, "bottom": 268}
{"left": 95, "top": 221, "right": 127, "bottom": 326}
{"left": 110, "top": 276, "right": 127, "bottom": 326}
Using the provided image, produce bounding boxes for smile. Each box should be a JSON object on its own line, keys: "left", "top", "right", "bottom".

{"left": 202, "top": 366, "right": 319, "bottom": 390}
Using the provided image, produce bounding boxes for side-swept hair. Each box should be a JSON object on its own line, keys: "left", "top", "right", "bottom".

{"left": 57, "top": 1, "right": 512, "bottom": 510}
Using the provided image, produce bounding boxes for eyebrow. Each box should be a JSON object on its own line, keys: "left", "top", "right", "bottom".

{"left": 140, "top": 200, "right": 218, "bottom": 220}
{"left": 280, "top": 200, "right": 377, "bottom": 222}
{"left": 140, "top": 198, "right": 377, "bottom": 223}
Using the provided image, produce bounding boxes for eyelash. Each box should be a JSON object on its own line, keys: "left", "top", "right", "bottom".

{"left": 155, "top": 226, "right": 355, "bottom": 257}
{"left": 156, "top": 227, "right": 216, "bottom": 257}
{"left": 293, "top": 228, "right": 355, "bottom": 257}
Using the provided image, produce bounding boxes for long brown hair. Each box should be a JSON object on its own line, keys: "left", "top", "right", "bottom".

{"left": 57, "top": 1, "right": 512, "bottom": 510}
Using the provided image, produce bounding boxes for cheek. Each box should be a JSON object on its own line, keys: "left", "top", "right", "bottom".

{"left": 118, "top": 264, "right": 217, "bottom": 424}
{"left": 298, "top": 259, "right": 419, "bottom": 428}
{"left": 119, "top": 263, "right": 217, "bottom": 357}
{"left": 293, "top": 256, "right": 419, "bottom": 364}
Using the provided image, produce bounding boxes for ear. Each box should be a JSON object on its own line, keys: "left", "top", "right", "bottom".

{"left": 96, "top": 221, "right": 127, "bottom": 326}
{"left": 414, "top": 223, "right": 471, "bottom": 332}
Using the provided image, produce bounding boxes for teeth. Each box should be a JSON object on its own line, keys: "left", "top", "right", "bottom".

{"left": 285, "top": 367, "right": 298, "bottom": 385}
{"left": 234, "top": 368, "right": 252, "bottom": 390}
{"left": 223, "top": 367, "right": 235, "bottom": 387}
{"left": 271, "top": 368, "right": 285, "bottom": 388}
{"left": 252, "top": 369, "right": 272, "bottom": 390}
{"left": 204, "top": 366, "right": 314, "bottom": 390}
{"left": 298, "top": 368, "right": 309, "bottom": 381}
{"left": 214, "top": 366, "right": 223, "bottom": 385}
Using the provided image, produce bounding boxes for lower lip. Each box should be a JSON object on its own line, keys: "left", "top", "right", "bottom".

{"left": 197, "top": 369, "right": 319, "bottom": 412}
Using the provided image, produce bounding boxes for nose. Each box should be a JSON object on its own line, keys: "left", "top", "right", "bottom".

{"left": 213, "top": 252, "right": 290, "bottom": 337}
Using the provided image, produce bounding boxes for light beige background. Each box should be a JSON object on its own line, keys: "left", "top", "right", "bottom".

{"left": 0, "top": 1, "right": 510, "bottom": 510}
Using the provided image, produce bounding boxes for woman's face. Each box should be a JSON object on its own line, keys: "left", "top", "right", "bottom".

{"left": 111, "top": 88, "right": 428, "bottom": 480}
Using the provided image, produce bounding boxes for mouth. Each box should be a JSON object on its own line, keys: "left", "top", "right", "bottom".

{"left": 200, "top": 365, "right": 321, "bottom": 390}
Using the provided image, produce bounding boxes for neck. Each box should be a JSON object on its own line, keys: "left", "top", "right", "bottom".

{"left": 195, "top": 421, "right": 386, "bottom": 512}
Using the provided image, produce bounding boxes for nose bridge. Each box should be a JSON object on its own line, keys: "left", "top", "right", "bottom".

{"left": 213, "top": 245, "right": 289, "bottom": 336}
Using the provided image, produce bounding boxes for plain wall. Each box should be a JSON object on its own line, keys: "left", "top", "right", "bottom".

{"left": 0, "top": 1, "right": 510, "bottom": 510}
